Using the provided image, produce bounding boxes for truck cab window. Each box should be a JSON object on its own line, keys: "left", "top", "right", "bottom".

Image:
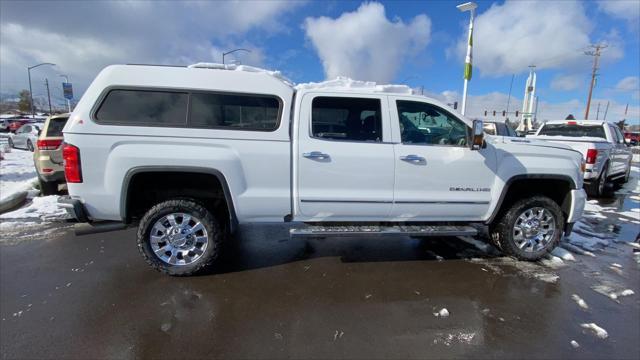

{"left": 311, "top": 97, "right": 382, "bottom": 142}
{"left": 396, "top": 101, "right": 467, "bottom": 146}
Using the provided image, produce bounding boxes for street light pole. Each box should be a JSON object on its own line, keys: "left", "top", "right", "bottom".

{"left": 222, "top": 48, "right": 251, "bottom": 65}
{"left": 59, "top": 74, "right": 71, "bottom": 112}
{"left": 457, "top": 2, "right": 477, "bottom": 116}
{"left": 27, "top": 62, "right": 55, "bottom": 118}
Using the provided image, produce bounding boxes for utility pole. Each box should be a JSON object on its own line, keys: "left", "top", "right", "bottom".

{"left": 506, "top": 74, "right": 514, "bottom": 121}
{"left": 44, "top": 78, "right": 52, "bottom": 114}
{"left": 596, "top": 102, "right": 601, "bottom": 120}
{"left": 584, "top": 44, "right": 607, "bottom": 119}
{"left": 603, "top": 101, "right": 610, "bottom": 120}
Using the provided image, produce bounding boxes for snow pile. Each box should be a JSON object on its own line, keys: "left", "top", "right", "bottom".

{"left": 187, "top": 62, "right": 294, "bottom": 86}
{"left": 0, "top": 148, "right": 38, "bottom": 201}
{"left": 295, "top": 76, "right": 414, "bottom": 94}
{"left": 580, "top": 323, "right": 608, "bottom": 339}
{"left": 0, "top": 195, "right": 69, "bottom": 221}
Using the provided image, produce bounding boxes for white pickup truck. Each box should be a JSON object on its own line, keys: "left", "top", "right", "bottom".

{"left": 60, "top": 64, "right": 586, "bottom": 276}
{"left": 528, "top": 120, "right": 633, "bottom": 197}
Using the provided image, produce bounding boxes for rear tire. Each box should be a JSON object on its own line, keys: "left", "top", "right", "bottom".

{"left": 621, "top": 162, "right": 631, "bottom": 184}
{"left": 38, "top": 178, "right": 58, "bottom": 196}
{"left": 490, "top": 196, "right": 564, "bottom": 261}
{"left": 137, "top": 199, "right": 223, "bottom": 276}
{"left": 27, "top": 140, "right": 34, "bottom": 152}
{"left": 587, "top": 163, "right": 609, "bottom": 198}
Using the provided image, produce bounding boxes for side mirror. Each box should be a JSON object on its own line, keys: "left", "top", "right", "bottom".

{"left": 470, "top": 119, "right": 484, "bottom": 150}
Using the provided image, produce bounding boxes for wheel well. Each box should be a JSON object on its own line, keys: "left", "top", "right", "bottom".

{"left": 489, "top": 178, "right": 573, "bottom": 225}
{"left": 123, "top": 170, "right": 235, "bottom": 232}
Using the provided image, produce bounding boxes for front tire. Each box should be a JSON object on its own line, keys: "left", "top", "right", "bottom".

{"left": 137, "top": 199, "right": 223, "bottom": 276}
{"left": 8, "top": 138, "right": 14, "bottom": 148}
{"left": 490, "top": 196, "right": 564, "bottom": 261}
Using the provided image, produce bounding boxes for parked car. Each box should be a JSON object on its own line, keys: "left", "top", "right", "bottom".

{"left": 34, "top": 113, "right": 70, "bottom": 195}
{"left": 60, "top": 64, "right": 586, "bottom": 276}
{"left": 483, "top": 120, "right": 518, "bottom": 137}
{"left": 527, "top": 120, "right": 633, "bottom": 197}
{"left": 8, "top": 119, "right": 30, "bottom": 133}
{"left": 624, "top": 131, "right": 639, "bottom": 146}
{"left": 8, "top": 123, "right": 40, "bottom": 151}
{"left": 0, "top": 119, "right": 8, "bottom": 132}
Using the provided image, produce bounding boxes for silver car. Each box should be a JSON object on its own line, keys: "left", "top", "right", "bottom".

{"left": 8, "top": 123, "right": 41, "bottom": 151}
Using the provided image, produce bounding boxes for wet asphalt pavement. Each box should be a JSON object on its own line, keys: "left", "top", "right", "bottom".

{"left": 1, "top": 195, "right": 639, "bottom": 359}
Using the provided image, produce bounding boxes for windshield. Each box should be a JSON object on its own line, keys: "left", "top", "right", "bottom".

{"left": 537, "top": 124, "right": 606, "bottom": 138}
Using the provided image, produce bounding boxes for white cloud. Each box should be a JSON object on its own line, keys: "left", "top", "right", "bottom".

{"left": 0, "top": 0, "right": 299, "bottom": 103}
{"left": 550, "top": 74, "right": 584, "bottom": 91}
{"left": 598, "top": 0, "right": 640, "bottom": 22}
{"left": 304, "top": 2, "right": 431, "bottom": 83}
{"left": 450, "top": 1, "right": 593, "bottom": 76}
{"left": 615, "top": 76, "right": 640, "bottom": 91}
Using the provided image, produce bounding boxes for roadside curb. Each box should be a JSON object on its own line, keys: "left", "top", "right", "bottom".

{"left": 0, "top": 191, "right": 28, "bottom": 214}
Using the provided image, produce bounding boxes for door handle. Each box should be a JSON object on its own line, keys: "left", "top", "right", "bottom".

{"left": 303, "top": 151, "right": 330, "bottom": 160}
{"left": 400, "top": 154, "right": 425, "bottom": 163}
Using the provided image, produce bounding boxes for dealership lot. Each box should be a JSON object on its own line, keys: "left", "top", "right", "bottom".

{"left": 1, "top": 188, "right": 638, "bottom": 359}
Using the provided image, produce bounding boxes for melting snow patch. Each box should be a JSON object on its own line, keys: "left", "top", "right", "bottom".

{"left": 620, "top": 289, "right": 635, "bottom": 297}
{"left": 0, "top": 195, "right": 69, "bottom": 221}
{"left": 186, "top": 63, "right": 293, "bottom": 86}
{"left": 570, "top": 340, "right": 580, "bottom": 348}
{"left": 541, "top": 254, "right": 565, "bottom": 269}
{"left": 295, "top": 76, "right": 413, "bottom": 95}
{"left": 433, "top": 332, "right": 476, "bottom": 346}
{"left": 580, "top": 323, "right": 608, "bottom": 339}
{"left": 551, "top": 247, "right": 576, "bottom": 261}
{"left": 0, "top": 149, "right": 38, "bottom": 201}
{"left": 561, "top": 243, "right": 596, "bottom": 257}
{"left": 433, "top": 308, "right": 449, "bottom": 318}
{"left": 592, "top": 284, "right": 634, "bottom": 301}
{"left": 571, "top": 294, "right": 589, "bottom": 310}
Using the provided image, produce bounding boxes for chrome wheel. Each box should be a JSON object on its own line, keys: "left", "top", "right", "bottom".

{"left": 512, "top": 207, "right": 556, "bottom": 253}
{"left": 149, "top": 213, "right": 208, "bottom": 266}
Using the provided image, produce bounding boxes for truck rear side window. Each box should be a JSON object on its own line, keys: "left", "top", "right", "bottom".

{"left": 311, "top": 97, "right": 382, "bottom": 142}
{"left": 95, "top": 89, "right": 188, "bottom": 126}
{"left": 189, "top": 92, "right": 280, "bottom": 131}
{"left": 538, "top": 124, "right": 606, "bottom": 138}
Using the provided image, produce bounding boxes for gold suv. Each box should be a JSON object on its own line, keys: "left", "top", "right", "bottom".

{"left": 33, "top": 113, "right": 70, "bottom": 195}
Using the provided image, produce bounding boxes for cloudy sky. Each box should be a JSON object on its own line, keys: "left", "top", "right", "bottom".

{"left": 1, "top": 0, "right": 639, "bottom": 123}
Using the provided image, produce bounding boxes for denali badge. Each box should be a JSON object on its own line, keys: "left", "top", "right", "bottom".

{"left": 450, "top": 187, "right": 491, "bottom": 192}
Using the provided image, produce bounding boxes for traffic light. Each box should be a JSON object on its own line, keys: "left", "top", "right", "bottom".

{"left": 515, "top": 111, "right": 519, "bottom": 117}
{"left": 493, "top": 111, "right": 496, "bottom": 116}
{"left": 484, "top": 110, "right": 487, "bottom": 116}
{"left": 502, "top": 111, "right": 506, "bottom": 116}
{"left": 453, "top": 102, "right": 458, "bottom": 110}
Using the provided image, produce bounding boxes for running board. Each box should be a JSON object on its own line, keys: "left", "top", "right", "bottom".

{"left": 290, "top": 225, "right": 478, "bottom": 237}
